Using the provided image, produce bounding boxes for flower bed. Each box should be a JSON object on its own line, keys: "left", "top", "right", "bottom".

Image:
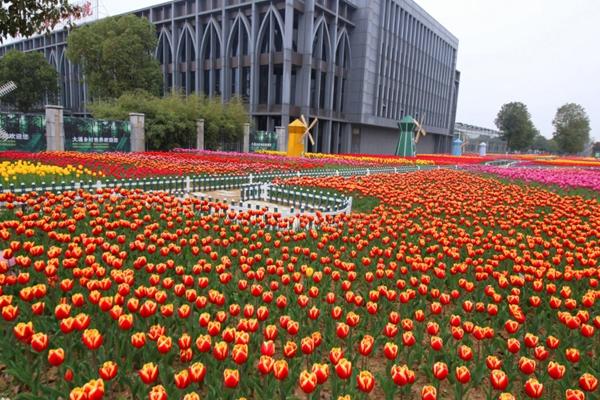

{"left": 475, "top": 166, "right": 600, "bottom": 192}
{"left": 1, "top": 169, "right": 599, "bottom": 399}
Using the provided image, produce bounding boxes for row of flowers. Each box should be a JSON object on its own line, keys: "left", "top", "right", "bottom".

{"left": 474, "top": 166, "right": 600, "bottom": 192}
{"left": 0, "top": 169, "right": 599, "bottom": 399}
{"left": 0, "top": 160, "right": 102, "bottom": 184}
{"left": 1, "top": 150, "right": 424, "bottom": 181}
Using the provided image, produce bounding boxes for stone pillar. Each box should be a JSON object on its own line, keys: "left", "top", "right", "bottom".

{"left": 45, "top": 105, "right": 64, "bottom": 151}
{"left": 243, "top": 123, "right": 250, "bottom": 153}
{"left": 275, "top": 126, "right": 286, "bottom": 152}
{"left": 196, "top": 119, "right": 205, "bottom": 151}
{"left": 129, "top": 113, "right": 145, "bottom": 152}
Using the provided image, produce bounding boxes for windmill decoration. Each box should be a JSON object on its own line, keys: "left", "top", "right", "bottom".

{"left": 0, "top": 81, "right": 17, "bottom": 142}
{"left": 299, "top": 114, "right": 318, "bottom": 150}
{"left": 395, "top": 114, "right": 427, "bottom": 157}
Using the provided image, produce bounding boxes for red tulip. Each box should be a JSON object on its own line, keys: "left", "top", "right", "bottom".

{"left": 519, "top": 357, "right": 537, "bottom": 375}
{"left": 223, "top": 369, "right": 240, "bottom": 388}
{"left": 188, "top": 362, "right": 206, "bottom": 383}
{"left": 507, "top": 338, "right": 521, "bottom": 354}
{"left": 566, "top": 348, "right": 580, "bottom": 363}
{"left": 356, "top": 370, "right": 375, "bottom": 393}
{"left": 433, "top": 361, "right": 448, "bottom": 380}
{"left": 258, "top": 355, "right": 275, "bottom": 375}
{"left": 455, "top": 366, "right": 470, "bottom": 384}
{"left": 335, "top": 358, "right": 352, "bottom": 380}
{"left": 213, "top": 341, "right": 228, "bottom": 361}
{"left": 358, "top": 335, "right": 374, "bottom": 356}
{"left": 486, "top": 355, "right": 503, "bottom": 370}
{"left": 174, "top": 369, "right": 191, "bottom": 389}
{"left": 131, "top": 332, "right": 146, "bottom": 348}
{"left": 384, "top": 342, "right": 398, "bottom": 360}
{"left": 565, "top": 389, "right": 586, "bottom": 400}
{"left": 548, "top": 361, "right": 566, "bottom": 380}
{"left": 82, "top": 378, "right": 105, "bottom": 400}
{"left": 99, "top": 361, "right": 118, "bottom": 381}
{"left": 421, "top": 385, "right": 437, "bottom": 400}
{"left": 273, "top": 359, "right": 288, "bottom": 380}
{"left": 231, "top": 343, "right": 248, "bottom": 364}
{"left": 336, "top": 322, "right": 350, "bottom": 339}
{"left": 82, "top": 329, "right": 103, "bottom": 350}
{"left": 156, "top": 335, "right": 172, "bottom": 354}
{"left": 391, "top": 364, "right": 415, "bottom": 386}
{"left": 579, "top": 373, "right": 598, "bottom": 392}
{"left": 524, "top": 378, "right": 544, "bottom": 398}
{"left": 312, "top": 363, "right": 329, "bottom": 384}
{"left": 299, "top": 370, "right": 318, "bottom": 394}
{"left": 48, "top": 348, "right": 65, "bottom": 366}
{"left": 261, "top": 340, "right": 275, "bottom": 356}
{"left": 457, "top": 345, "right": 473, "bottom": 361}
{"left": 329, "top": 347, "right": 344, "bottom": 365}
{"left": 31, "top": 332, "right": 48, "bottom": 352}
{"left": 148, "top": 385, "right": 167, "bottom": 400}
{"left": 139, "top": 362, "right": 159, "bottom": 384}
{"left": 490, "top": 369, "right": 508, "bottom": 391}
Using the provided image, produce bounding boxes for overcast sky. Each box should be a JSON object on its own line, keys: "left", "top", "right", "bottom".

{"left": 97, "top": 0, "right": 599, "bottom": 141}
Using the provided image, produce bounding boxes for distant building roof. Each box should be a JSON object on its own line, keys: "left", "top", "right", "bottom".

{"left": 455, "top": 122, "right": 503, "bottom": 138}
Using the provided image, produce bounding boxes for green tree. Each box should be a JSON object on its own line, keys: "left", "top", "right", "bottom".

{"left": 494, "top": 102, "right": 537, "bottom": 151}
{"left": 66, "top": 15, "right": 162, "bottom": 100}
{"left": 0, "top": 50, "right": 58, "bottom": 112}
{"left": 552, "top": 103, "right": 591, "bottom": 154}
{"left": 89, "top": 91, "right": 249, "bottom": 150}
{"left": 531, "top": 133, "right": 558, "bottom": 154}
{"left": 593, "top": 142, "right": 600, "bottom": 157}
{"left": 0, "top": 0, "right": 82, "bottom": 41}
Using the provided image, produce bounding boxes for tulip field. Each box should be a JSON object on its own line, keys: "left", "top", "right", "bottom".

{"left": 1, "top": 151, "right": 600, "bottom": 400}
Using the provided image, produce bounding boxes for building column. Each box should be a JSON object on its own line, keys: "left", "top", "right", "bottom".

{"left": 129, "top": 113, "right": 145, "bottom": 152}
{"left": 45, "top": 105, "right": 64, "bottom": 151}
{"left": 276, "top": 126, "right": 286, "bottom": 152}
{"left": 196, "top": 119, "right": 205, "bottom": 150}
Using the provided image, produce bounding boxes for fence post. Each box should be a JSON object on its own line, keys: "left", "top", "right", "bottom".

{"left": 129, "top": 113, "right": 145, "bottom": 152}
{"left": 196, "top": 119, "right": 205, "bottom": 151}
{"left": 243, "top": 123, "right": 250, "bottom": 153}
{"left": 185, "top": 176, "right": 191, "bottom": 193}
{"left": 45, "top": 105, "right": 64, "bottom": 151}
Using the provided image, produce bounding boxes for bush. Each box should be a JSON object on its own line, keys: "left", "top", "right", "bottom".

{"left": 89, "top": 91, "right": 249, "bottom": 151}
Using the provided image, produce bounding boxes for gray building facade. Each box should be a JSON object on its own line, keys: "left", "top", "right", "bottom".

{"left": 0, "top": 0, "right": 459, "bottom": 154}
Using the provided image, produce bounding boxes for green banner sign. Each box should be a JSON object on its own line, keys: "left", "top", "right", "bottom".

{"left": 250, "top": 131, "right": 278, "bottom": 152}
{"left": 64, "top": 116, "right": 130, "bottom": 152}
{"left": 0, "top": 113, "right": 46, "bottom": 152}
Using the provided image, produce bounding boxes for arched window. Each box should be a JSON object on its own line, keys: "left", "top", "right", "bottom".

{"left": 200, "top": 19, "right": 222, "bottom": 96}
{"left": 59, "top": 51, "right": 71, "bottom": 109}
{"left": 156, "top": 29, "right": 173, "bottom": 94}
{"left": 256, "top": 7, "right": 284, "bottom": 105}
{"left": 310, "top": 18, "right": 331, "bottom": 110}
{"left": 333, "top": 30, "right": 351, "bottom": 113}
{"left": 177, "top": 25, "right": 197, "bottom": 94}
{"left": 227, "top": 14, "right": 250, "bottom": 99}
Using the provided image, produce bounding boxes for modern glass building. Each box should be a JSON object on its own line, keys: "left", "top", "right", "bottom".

{"left": 0, "top": 0, "right": 459, "bottom": 154}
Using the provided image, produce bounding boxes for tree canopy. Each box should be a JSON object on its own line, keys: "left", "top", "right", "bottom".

{"left": 494, "top": 102, "right": 537, "bottom": 152}
{"left": 530, "top": 133, "right": 558, "bottom": 154}
{"left": 66, "top": 14, "right": 162, "bottom": 100}
{"left": 0, "top": 50, "right": 58, "bottom": 112}
{"left": 552, "top": 103, "right": 591, "bottom": 154}
{"left": 0, "top": 0, "right": 82, "bottom": 41}
{"left": 90, "top": 91, "right": 249, "bottom": 151}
